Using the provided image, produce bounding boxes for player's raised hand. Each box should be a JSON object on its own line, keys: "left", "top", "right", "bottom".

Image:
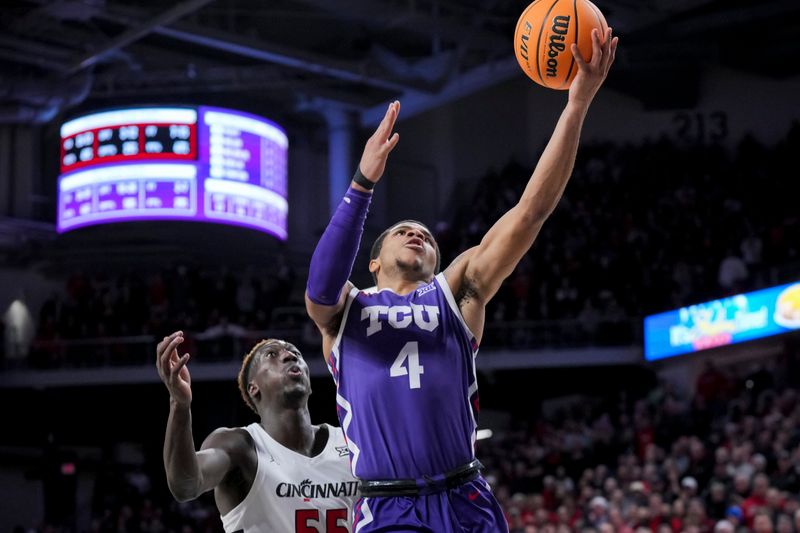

{"left": 156, "top": 331, "right": 192, "bottom": 408}
{"left": 568, "top": 28, "right": 618, "bottom": 106}
{"left": 358, "top": 101, "right": 401, "bottom": 184}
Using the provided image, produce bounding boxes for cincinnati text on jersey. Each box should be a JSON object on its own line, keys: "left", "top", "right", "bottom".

{"left": 275, "top": 479, "right": 360, "bottom": 499}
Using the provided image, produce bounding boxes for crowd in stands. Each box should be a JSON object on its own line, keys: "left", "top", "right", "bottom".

{"left": 84, "top": 467, "right": 221, "bottom": 533}
{"left": 27, "top": 258, "right": 297, "bottom": 366}
{"left": 15, "top": 464, "right": 223, "bottom": 533}
{"left": 20, "top": 124, "right": 800, "bottom": 361}
{"left": 36, "top": 257, "right": 295, "bottom": 341}
{"left": 437, "top": 123, "right": 800, "bottom": 327}
{"left": 478, "top": 348, "right": 800, "bottom": 533}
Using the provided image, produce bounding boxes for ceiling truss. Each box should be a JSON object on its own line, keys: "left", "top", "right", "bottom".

{"left": 0, "top": 0, "right": 797, "bottom": 125}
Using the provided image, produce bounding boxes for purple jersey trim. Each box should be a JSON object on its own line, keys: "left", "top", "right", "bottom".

{"left": 435, "top": 272, "right": 481, "bottom": 452}
{"left": 330, "top": 285, "right": 362, "bottom": 476}
{"left": 353, "top": 497, "right": 374, "bottom": 532}
{"left": 327, "top": 285, "right": 359, "bottom": 385}
{"left": 434, "top": 272, "right": 479, "bottom": 344}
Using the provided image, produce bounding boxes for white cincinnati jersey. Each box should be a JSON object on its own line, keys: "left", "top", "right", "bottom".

{"left": 220, "top": 423, "right": 359, "bottom": 533}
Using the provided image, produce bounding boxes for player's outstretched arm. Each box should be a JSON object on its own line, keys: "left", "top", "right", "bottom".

{"left": 305, "top": 101, "right": 401, "bottom": 346}
{"left": 158, "top": 332, "right": 242, "bottom": 501}
{"left": 453, "top": 29, "right": 618, "bottom": 304}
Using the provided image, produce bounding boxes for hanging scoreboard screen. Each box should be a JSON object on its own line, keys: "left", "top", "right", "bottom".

{"left": 57, "top": 106, "right": 288, "bottom": 239}
{"left": 644, "top": 281, "right": 800, "bottom": 361}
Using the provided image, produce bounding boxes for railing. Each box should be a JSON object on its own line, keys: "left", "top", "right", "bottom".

{"left": 483, "top": 318, "right": 640, "bottom": 349}
{"left": 25, "top": 335, "right": 162, "bottom": 369}
{"left": 23, "top": 330, "right": 311, "bottom": 370}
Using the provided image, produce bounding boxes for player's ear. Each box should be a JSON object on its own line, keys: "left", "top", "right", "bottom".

{"left": 369, "top": 258, "right": 380, "bottom": 275}
{"left": 248, "top": 381, "right": 260, "bottom": 402}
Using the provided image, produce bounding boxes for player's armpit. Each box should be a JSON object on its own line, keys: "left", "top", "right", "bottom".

{"left": 442, "top": 248, "right": 478, "bottom": 302}
{"left": 187, "top": 448, "right": 233, "bottom": 497}
{"left": 306, "top": 281, "right": 354, "bottom": 352}
{"left": 442, "top": 248, "right": 488, "bottom": 343}
{"left": 187, "top": 428, "right": 255, "bottom": 498}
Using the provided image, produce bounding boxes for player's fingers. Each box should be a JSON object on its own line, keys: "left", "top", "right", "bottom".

{"left": 376, "top": 101, "right": 397, "bottom": 138}
{"left": 156, "top": 334, "right": 172, "bottom": 358}
{"left": 590, "top": 29, "right": 603, "bottom": 67}
{"left": 603, "top": 36, "right": 619, "bottom": 75}
{"left": 157, "top": 331, "right": 181, "bottom": 359}
{"left": 370, "top": 109, "right": 390, "bottom": 142}
{"left": 600, "top": 29, "right": 614, "bottom": 68}
{"left": 383, "top": 102, "right": 399, "bottom": 137}
{"left": 171, "top": 353, "right": 191, "bottom": 380}
{"left": 167, "top": 336, "right": 185, "bottom": 363}
{"left": 156, "top": 336, "right": 168, "bottom": 360}
{"left": 610, "top": 36, "right": 619, "bottom": 64}
{"left": 379, "top": 102, "right": 393, "bottom": 125}
{"left": 160, "top": 355, "right": 173, "bottom": 380}
{"left": 383, "top": 132, "right": 400, "bottom": 153}
{"left": 161, "top": 336, "right": 184, "bottom": 373}
{"left": 571, "top": 43, "right": 588, "bottom": 70}
{"left": 158, "top": 336, "right": 174, "bottom": 376}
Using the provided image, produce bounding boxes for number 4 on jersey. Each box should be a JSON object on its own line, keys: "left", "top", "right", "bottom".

{"left": 390, "top": 341, "right": 424, "bottom": 389}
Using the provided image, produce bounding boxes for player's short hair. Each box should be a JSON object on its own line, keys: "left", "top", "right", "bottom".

{"left": 369, "top": 220, "right": 441, "bottom": 284}
{"left": 237, "top": 339, "right": 278, "bottom": 414}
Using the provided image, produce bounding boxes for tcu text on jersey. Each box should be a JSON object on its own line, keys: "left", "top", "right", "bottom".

{"left": 361, "top": 304, "right": 440, "bottom": 336}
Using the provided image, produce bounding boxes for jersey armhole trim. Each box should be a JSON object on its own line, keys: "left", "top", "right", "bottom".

{"left": 219, "top": 423, "right": 264, "bottom": 526}
{"left": 435, "top": 272, "right": 478, "bottom": 346}
{"left": 328, "top": 285, "right": 359, "bottom": 377}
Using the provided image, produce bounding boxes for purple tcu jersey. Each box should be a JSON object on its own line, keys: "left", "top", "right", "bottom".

{"left": 327, "top": 272, "right": 480, "bottom": 480}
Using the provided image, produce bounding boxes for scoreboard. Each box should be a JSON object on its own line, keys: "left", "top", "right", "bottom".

{"left": 57, "top": 106, "right": 288, "bottom": 239}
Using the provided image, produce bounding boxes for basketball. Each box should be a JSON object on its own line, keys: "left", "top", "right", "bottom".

{"left": 514, "top": 0, "right": 608, "bottom": 90}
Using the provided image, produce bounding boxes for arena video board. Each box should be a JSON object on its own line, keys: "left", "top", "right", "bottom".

{"left": 644, "top": 281, "right": 800, "bottom": 361}
{"left": 57, "top": 106, "right": 288, "bottom": 239}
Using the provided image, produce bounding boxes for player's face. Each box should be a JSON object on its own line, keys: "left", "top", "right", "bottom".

{"left": 379, "top": 223, "right": 437, "bottom": 279}
{"left": 251, "top": 341, "right": 311, "bottom": 403}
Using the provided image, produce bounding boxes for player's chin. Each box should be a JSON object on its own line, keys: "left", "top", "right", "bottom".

{"left": 284, "top": 372, "right": 310, "bottom": 390}
{"left": 284, "top": 372, "right": 307, "bottom": 386}
{"left": 398, "top": 252, "right": 426, "bottom": 268}
{"left": 282, "top": 381, "right": 310, "bottom": 400}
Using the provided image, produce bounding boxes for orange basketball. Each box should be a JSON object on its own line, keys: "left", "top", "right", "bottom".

{"left": 514, "top": 0, "right": 608, "bottom": 90}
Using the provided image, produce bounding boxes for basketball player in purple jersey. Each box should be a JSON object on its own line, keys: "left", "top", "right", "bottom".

{"left": 306, "top": 29, "right": 618, "bottom": 532}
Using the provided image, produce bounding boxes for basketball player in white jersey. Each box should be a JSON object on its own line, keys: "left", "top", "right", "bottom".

{"left": 157, "top": 331, "right": 358, "bottom": 532}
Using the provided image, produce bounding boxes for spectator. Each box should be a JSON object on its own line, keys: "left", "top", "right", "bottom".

{"left": 718, "top": 250, "right": 748, "bottom": 292}
{"left": 474, "top": 355, "right": 800, "bottom": 533}
{"left": 753, "top": 510, "right": 774, "bottom": 533}
{"left": 714, "top": 520, "right": 734, "bottom": 533}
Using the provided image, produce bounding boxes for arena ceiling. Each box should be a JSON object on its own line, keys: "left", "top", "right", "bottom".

{"left": 1, "top": 0, "right": 798, "bottom": 125}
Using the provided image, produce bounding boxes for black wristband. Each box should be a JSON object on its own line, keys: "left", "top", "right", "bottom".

{"left": 352, "top": 168, "right": 376, "bottom": 190}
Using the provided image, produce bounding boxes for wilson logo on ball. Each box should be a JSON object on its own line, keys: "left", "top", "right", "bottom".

{"left": 546, "top": 15, "right": 570, "bottom": 78}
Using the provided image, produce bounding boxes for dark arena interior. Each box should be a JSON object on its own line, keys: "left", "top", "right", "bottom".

{"left": 1, "top": 0, "right": 800, "bottom": 531}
